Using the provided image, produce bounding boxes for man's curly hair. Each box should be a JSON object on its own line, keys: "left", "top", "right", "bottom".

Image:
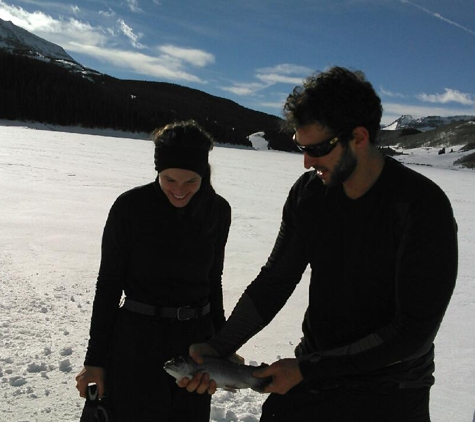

{"left": 283, "top": 67, "right": 383, "bottom": 143}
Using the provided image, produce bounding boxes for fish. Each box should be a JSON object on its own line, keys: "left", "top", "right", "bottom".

{"left": 163, "top": 356, "right": 271, "bottom": 393}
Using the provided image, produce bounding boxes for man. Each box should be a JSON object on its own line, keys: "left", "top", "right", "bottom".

{"left": 180, "top": 67, "right": 458, "bottom": 421}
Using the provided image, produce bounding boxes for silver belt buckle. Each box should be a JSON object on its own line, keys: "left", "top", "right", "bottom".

{"left": 176, "top": 306, "right": 192, "bottom": 321}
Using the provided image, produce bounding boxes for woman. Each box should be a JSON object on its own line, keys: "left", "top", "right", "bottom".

{"left": 76, "top": 120, "right": 231, "bottom": 421}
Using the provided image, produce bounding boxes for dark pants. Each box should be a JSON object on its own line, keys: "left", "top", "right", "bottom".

{"left": 260, "top": 383, "right": 431, "bottom": 422}
{"left": 105, "top": 308, "right": 214, "bottom": 422}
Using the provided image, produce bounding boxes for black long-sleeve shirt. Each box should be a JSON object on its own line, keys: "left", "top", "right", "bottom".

{"left": 210, "top": 156, "right": 457, "bottom": 387}
{"left": 85, "top": 181, "right": 231, "bottom": 367}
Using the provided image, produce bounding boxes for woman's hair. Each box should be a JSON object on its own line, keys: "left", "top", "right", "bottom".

{"left": 283, "top": 66, "right": 383, "bottom": 143}
{"left": 152, "top": 120, "right": 214, "bottom": 185}
{"left": 152, "top": 120, "right": 214, "bottom": 151}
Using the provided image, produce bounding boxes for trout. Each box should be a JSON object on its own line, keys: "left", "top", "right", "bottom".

{"left": 163, "top": 356, "right": 271, "bottom": 392}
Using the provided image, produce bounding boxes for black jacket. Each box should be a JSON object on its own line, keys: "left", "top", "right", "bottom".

{"left": 85, "top": 181, "right": 231, "bottom": 367}
{"left": 213, "top": 157, "right": 457, "bottom": 388}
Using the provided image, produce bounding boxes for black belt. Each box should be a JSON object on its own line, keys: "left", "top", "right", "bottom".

{"left": 122, "top": 297, "right": 210, "bottom": 321}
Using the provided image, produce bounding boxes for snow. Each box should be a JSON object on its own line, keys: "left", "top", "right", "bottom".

{"left": 248, "top": 132, "right": 269, "bottom": 150}
{"left": 0, "top": 122, "right": 474, "bottom": 422}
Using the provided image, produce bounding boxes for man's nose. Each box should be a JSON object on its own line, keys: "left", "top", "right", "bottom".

{"left": 304, "top": 153, "right": 319, "bottom": 169}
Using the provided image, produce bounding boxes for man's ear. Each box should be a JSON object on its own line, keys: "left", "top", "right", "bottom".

{"left": 352, "top": 126, "right": 370, "bottom": 148}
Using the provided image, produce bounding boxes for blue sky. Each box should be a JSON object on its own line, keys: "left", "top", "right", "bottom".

{"left": 1, "top": 0, "right": 474, "bottom": 125}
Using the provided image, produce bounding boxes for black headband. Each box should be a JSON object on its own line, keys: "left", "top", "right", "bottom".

{"left": 154, "top": 146, "right": 209, "bottom": 177}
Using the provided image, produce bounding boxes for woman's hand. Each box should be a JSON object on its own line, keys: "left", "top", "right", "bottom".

{"left": 75, "top": 366, "right": 105, "bottom": 399}
{"left": 177, "top": 343, "right": 220, "bottom": 394}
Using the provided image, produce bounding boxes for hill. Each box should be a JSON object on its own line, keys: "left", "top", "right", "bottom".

{"left": 0, "top": 18, "right": 291, "bottom": 149}
{"left": 377, "top": 120, "right": 475, "bottom": 169}
{"left": 378, "top": 120, "right": 475, "bottom": 148}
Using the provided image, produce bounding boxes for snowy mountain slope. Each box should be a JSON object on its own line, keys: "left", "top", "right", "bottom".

{"left": 0, "top": 17, "right": 76, "bottom": 63}
{"left": 383, "top": 114, "right": 475, "bottom": 131}
{"left": 378, "top": 119, "right": 475, "bottom": 157}
{"left": 0, "top": 17, "right": 103, "bottom": 78}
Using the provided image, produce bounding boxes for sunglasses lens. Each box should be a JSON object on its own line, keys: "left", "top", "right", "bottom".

{"left": 304, "top": 144, "right": 331, "bottom": 157}
{"left": 294, "top": 133, "right": 342, "bottom": 157}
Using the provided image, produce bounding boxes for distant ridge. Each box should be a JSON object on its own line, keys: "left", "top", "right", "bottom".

{"left": 382, "top": 114, "right": 475, "bottom": 131}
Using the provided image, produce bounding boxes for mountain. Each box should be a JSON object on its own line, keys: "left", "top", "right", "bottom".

{"left": 0, "top": 18, "right": 73, "bottom": 61}
{"left": 377, "top": 119, "right": 475, "bottom": 169}
{"left": 382, "top": 114, "right": 475, "bottom": 131}
{"left": 378, "top": 119, "right": 475, "bottom": 149}
{"left": 0, "top": 18, "right": 290, "bottom": 150}
{"left": 0, "top": 18, "right": 104, "bottom": 81}
{"left": 0, "top": 17, "right": 91, "bottom": 72}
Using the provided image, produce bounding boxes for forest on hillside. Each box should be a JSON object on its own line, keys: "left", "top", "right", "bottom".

{"left": 0, "top": 51, "right": 295, "bottom": 150}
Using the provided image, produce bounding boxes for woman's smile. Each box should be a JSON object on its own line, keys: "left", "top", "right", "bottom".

{"left": 159, "top": 168, "right": 202, "bottom": 208}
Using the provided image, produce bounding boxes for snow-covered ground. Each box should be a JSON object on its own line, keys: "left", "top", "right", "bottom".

{"left": 0, "top": 122, "right": 474, "bottom": 422}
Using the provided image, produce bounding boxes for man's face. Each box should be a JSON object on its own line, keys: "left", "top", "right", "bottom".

{"left": 295, "top": 124, "right": 357, "bottom": 187}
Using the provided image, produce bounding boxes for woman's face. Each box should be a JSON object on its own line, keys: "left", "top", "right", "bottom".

{"left": 158, "top": 168, "right": 202, "bottom": 208}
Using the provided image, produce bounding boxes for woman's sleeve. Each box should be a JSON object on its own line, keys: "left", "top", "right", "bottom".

{"left": 84, "top": 199, "right": 130, "bottom": 367}
{"left": 207, "top": 201, "right": 231, "bottom": 333}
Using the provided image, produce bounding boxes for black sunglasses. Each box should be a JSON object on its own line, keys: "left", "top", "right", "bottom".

{"left": 293, "top": 132, "right": 344, "bottom": 158}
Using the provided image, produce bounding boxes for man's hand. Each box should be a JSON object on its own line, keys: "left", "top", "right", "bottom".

{"left": 189, "top": 343, "right": 219, "bottom": 364}
{"left": 75, "top": 366, "right": 105, "bottom": 399}
{"left": 177, "top": 343, "right": 219, "bottom": 395}
{"left": 253, "top": 358, "right": 303, "bottom": 395}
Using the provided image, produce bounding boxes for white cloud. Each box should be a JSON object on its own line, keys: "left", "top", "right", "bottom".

{"left": 256, "top": 63, "right": 311, "bottom": 84}
{"left": 68, "top": 43, "right": 206, "bottom": 83}
{"left": 417, "top": 88, "right": 474, "bottom": 106}
{"left": 99, "top": 9, "right": 116, "bottom": 18}
{"left": 0, "top": 1, "right": 213, "bottom": 83}
{"left": 124, "top": 0, "right": 142, "bottom": 13}
{"left": 221, "top": 63, "right": 311, "bottom": 97}
{"left": 158, "top": 45, "right": 215, "bottom": 67}
{"left": 71, "top": 5, "right": 80, "bottom": 15}
{"left": 380, "top": 86, "right": 406, "bottom": 99}
{"left": 256, "top": 73, "right": 305, "bottom": 85}
{"left": 383, "top": 101, "right": 475, "bottom": 121}
{"left": 221, "top": 82, "right": 269, "bottom": 96}
{"left": 0, "top": 3, "right": 55, "bottom": 31}
{"left": 0, "top": 2, "right": 106, "bottom": 45}
{"left": 379, "top": 88, "right": 475, "bottom": 124}
{"left": 257, "top": 63, "right": 313, "bottom": 75}
{"left": 117, "top": 18, "right": 145, "bottom": 49}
